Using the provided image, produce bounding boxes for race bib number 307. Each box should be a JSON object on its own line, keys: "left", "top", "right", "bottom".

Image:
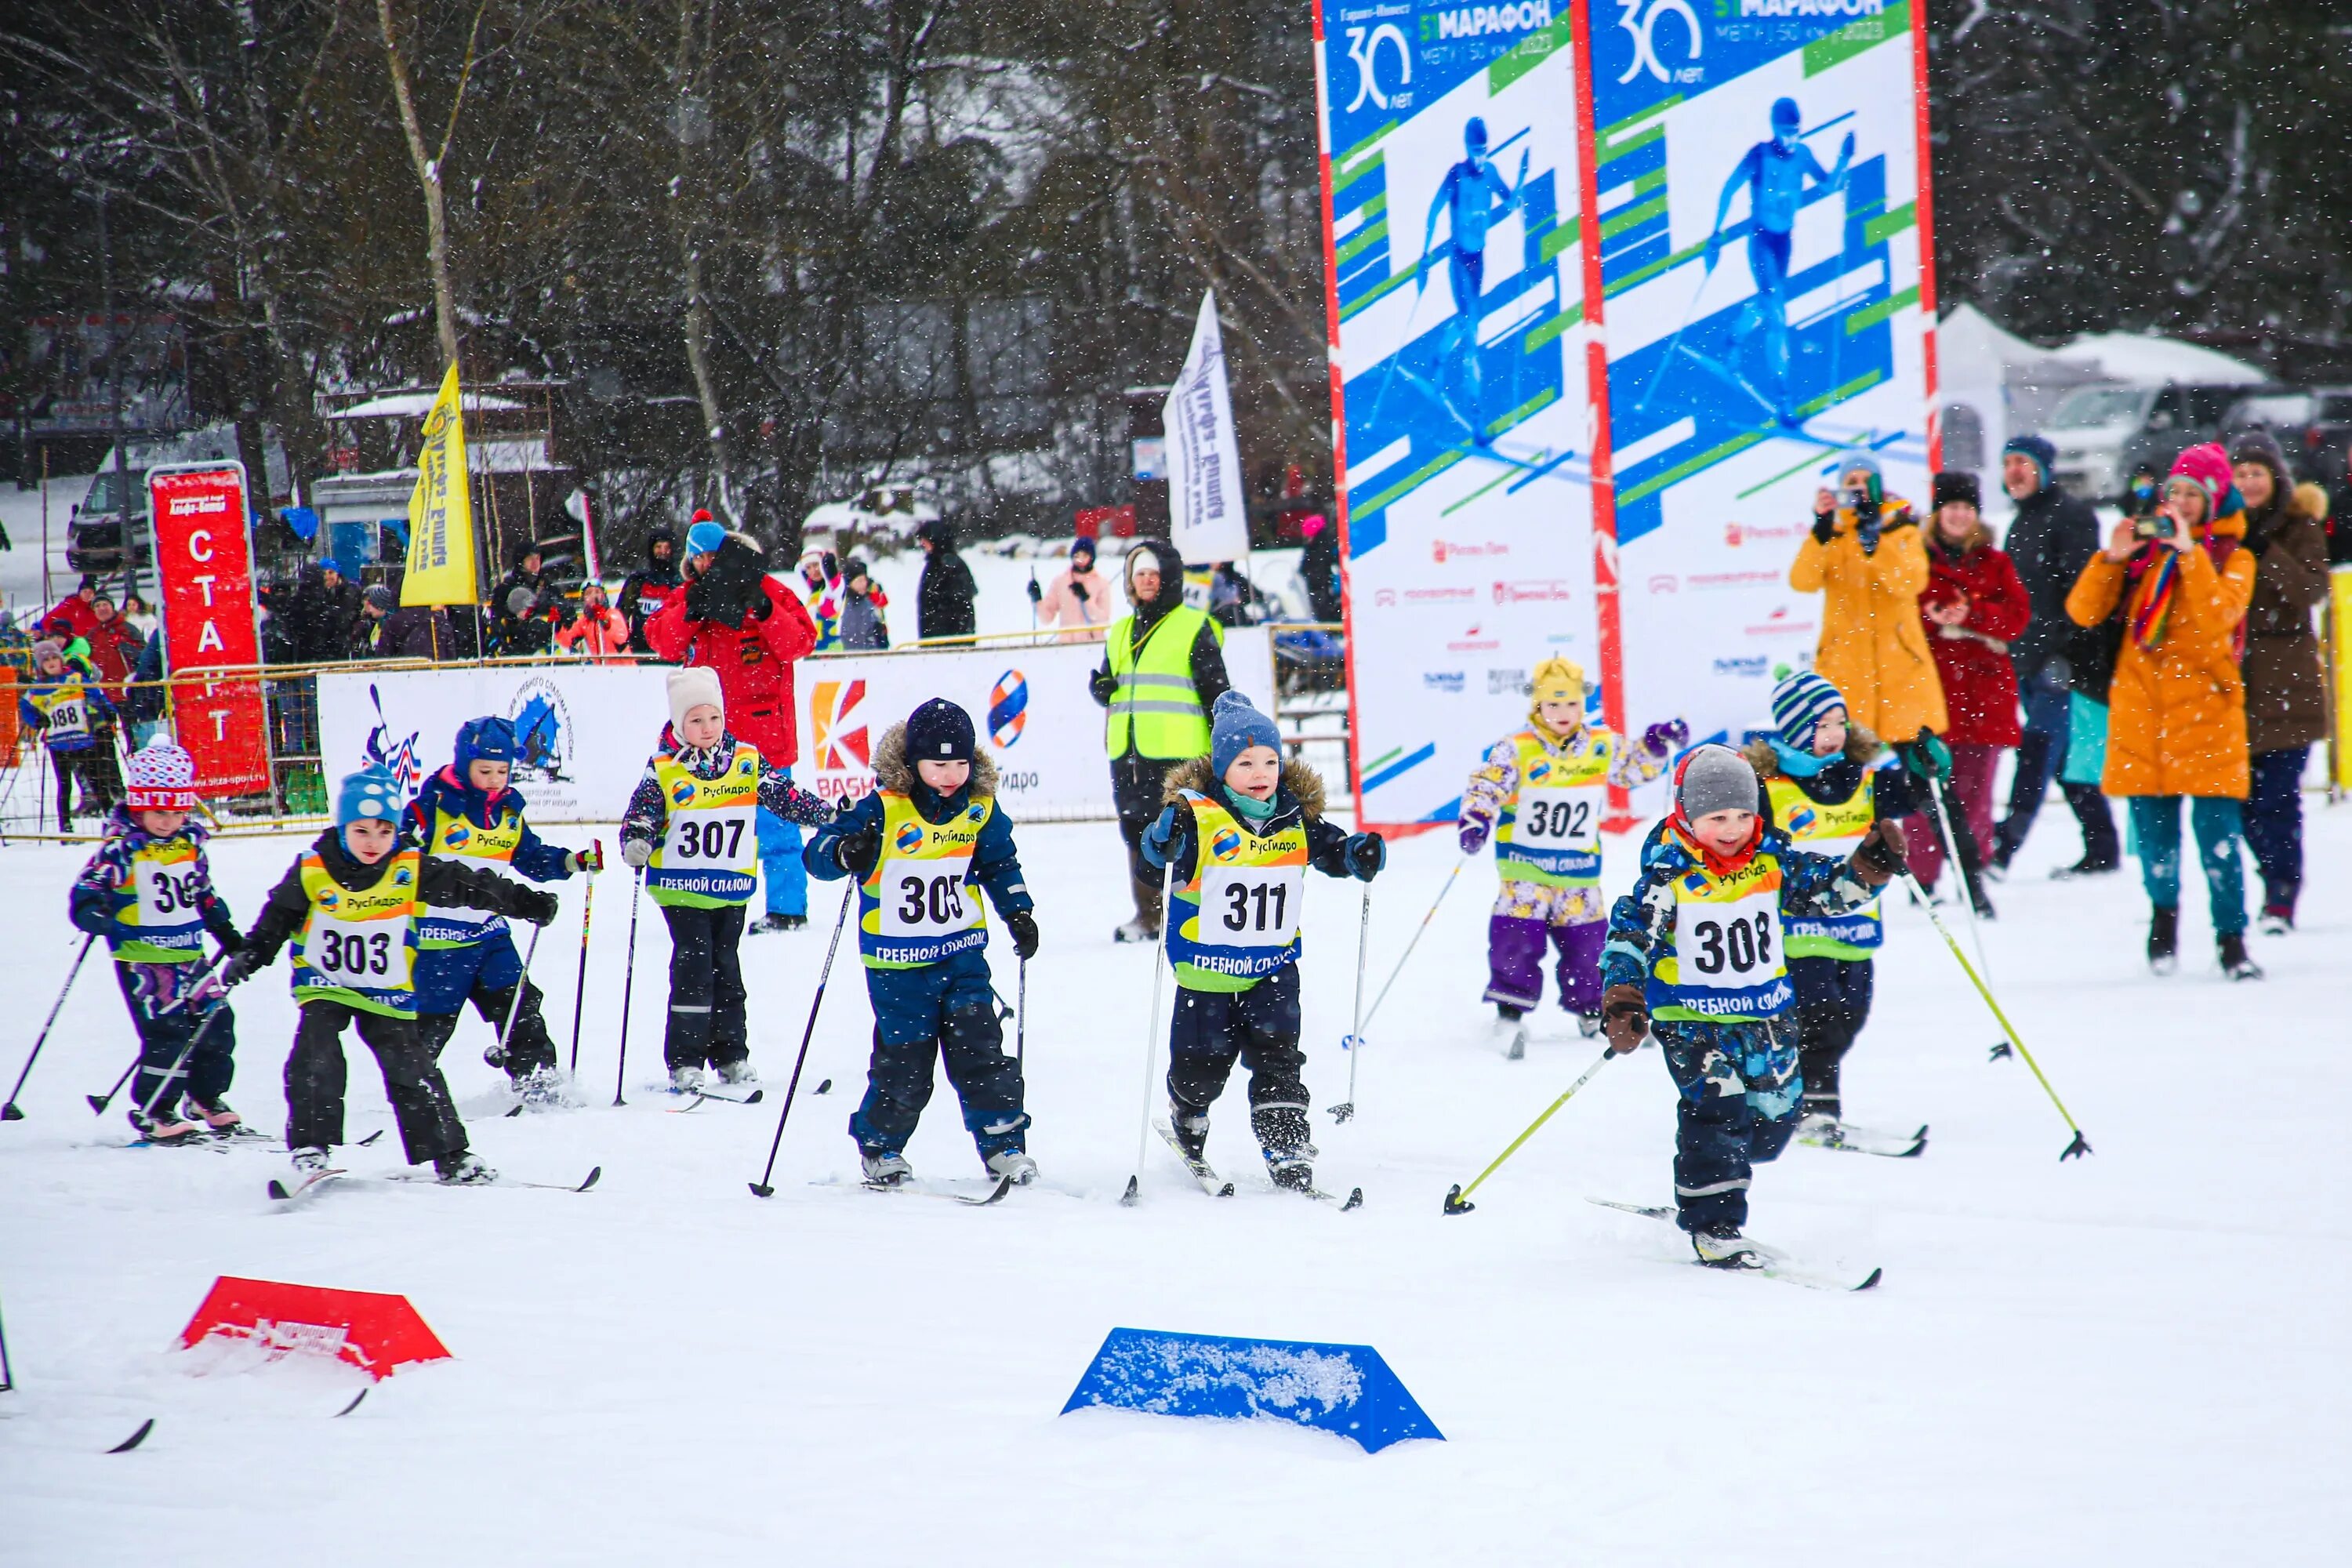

{"left": 666, "top": 806, "right": 753, "bottom": 865}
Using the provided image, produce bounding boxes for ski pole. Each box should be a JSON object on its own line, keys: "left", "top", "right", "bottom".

{"left": 90, "top": 952, "right": 232, "bottom": 1116}
{"left": 0, "top": 1286, "right": 14, "bottom": 1392}
{"left": 1120, "top": 859, "right": 1177, "bottom": 1207}
{"left": 1360, "top": 855, "right": 1465, "bottom": 1036}
{"left": 1635, "top": 256, "right": 1717, "bottom": 416}
{"left": 1327, "top": 884, "right": 1374, "bottom": 1123}
{"left": 567, "top": 869, "right": 597, "bottom": 1076}
{"left": 135, "top": 996, "right": 234, "bottom": 1123}
{"left": 612, "top": 868, "right": 644, "bottom": 1107}
{"left": 1915, "top": 764, "right": 2005, "bottom": 1058}
{"left": 495, "top": 922, "right": 545, "bottom": 1069}
{"left": 88, "top": 1058, "right": 137, "bottom": 1116}
{"left": 1443, "top": 1046, "right": 1617, "bottom": 1214}
{"left": 1898, "top": 868, "right": 2091, "bottom": 1160}
{"left": 1014, "top": 956, "right": 1026, "bottom": 1071}
{"left": 2, "top": 933, "right": 98, "bottom": 1120}
{"left": 750, "top": 880, "right": 856, "bottom": 1198}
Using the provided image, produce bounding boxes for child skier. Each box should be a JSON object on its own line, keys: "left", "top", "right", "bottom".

{"left": 618, "top": 668, "right": 836, "bottom": 1091}
{"left": 401, "top": 717, "right": 601, "bottom": 1102}
{"left": 804, "top": 699, "right": 1040, "bottom": 1186}
{"left": 1140, "top": 691, "right": 1385, "bottom": 1192}
{"left": 20, "top": 636, "right": 122, "bottom": 831}
{"left": 1745, "top": 671, "right": 1924, "bottom": 1145}
{"left": 67, "top": 740, "right": 246, "bottom": 1141}
{"left": 1457, "top": 657, "right": 1686, "bottom": 1050}
{"left": 220, "top": 766, "right": 561, "bottom": 1183}
{"left": 1599, "top": 744, "right": 1905, "bottom": 1264}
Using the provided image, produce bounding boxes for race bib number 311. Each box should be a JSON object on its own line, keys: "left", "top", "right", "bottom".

{"left": 1200, "top": 864, "right": 1304, "bottom": 949}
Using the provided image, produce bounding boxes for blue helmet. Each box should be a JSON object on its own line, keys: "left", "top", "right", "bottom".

{"left": 454, "top": 715, "right": 517, "bottom": 774}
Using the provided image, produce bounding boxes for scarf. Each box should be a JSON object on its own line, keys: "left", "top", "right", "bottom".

{"left": 2124, "top": 512, "right": 2244, "bottom": 655}
{"left": 1663, "top": 814, "right": 1762, "bottom": 877}
{"left": 1223, "top": 784, "right": 1277, "bottom": 826}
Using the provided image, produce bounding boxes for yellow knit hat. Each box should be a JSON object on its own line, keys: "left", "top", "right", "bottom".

{"left": 1530, "top": 657, "right": 1585, "bottom": 707}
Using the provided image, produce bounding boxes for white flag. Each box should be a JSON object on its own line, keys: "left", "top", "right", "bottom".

{"left": 1161, "top": 291, "right": 1250, "bottom": 564}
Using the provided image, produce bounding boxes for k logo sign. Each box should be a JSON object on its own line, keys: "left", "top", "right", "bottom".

{"left": 810, "top": 681, "right": 870, "bottom": 771}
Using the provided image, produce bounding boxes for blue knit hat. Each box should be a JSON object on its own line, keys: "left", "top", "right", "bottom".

{"left": 905, "top": 699, "right": 975, "bottom": 765}
{"left": 1210, "top": 691, "right": 1282, "bottom": 779}
{"left": 335, "top": 765, "right": 402, "bottom": 849}
{"left": 2004, "top": 434, "right": 2056, "bottom": 487}
{"left": 1770, "top": 670, "right": 1846, "bottom": 750}
{"left": 454, "top": 716, "right": 516, "bottom": 772}
{"left": 685, "top": 520, "right": 727, "bottom": 557}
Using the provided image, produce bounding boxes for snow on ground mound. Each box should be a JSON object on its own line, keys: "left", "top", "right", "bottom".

{"left": 2, "top": 803, "right": 2343, "bottom": 1563}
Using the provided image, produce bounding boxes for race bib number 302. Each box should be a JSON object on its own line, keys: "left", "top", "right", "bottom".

{"left": 880, "top": 855, "right": 980, "bottom": 937}
{"left": 1672, "top": 891, "right": 1782, "bottom": 990}
{"left": 1513, "top": 786, "right": 1602, "bottom": 849}
{"left": 1200, "top": 864, "right": 1304, "bottom": 949}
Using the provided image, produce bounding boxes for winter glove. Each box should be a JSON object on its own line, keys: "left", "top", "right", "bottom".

{"left": 686, "top": 533, "right": 770, "bottom": 628}
{"left": 621, "top": 837, "right": 654, "bottom": 870}
{"left": 1025, "top": 578, "right": 1044, "bottom": 604}
{"left": 1810, "top": 510, "right": 1837, "bottom": 546}
{"left": 1457, "top": 816, "right": 1490, "bottom": 855}
{"left": 219, "top": 946, "right": 265, "bottom": 989}
{"left": 1070, "top": 581, "right": 1090, "bottom": 604}
{"left": 1087, "top": 666, "right": 1116, "bottom": 706}
{"left": 207, "top": 921, "right": 246, "bottom": 957}
{"left": 1900, "top": 728, "right": 1953, "bottom": 783}
{"left": 512, "top": 887, "right": 562, "bottom": 927}
{"left": 68, "top": 884, "right": 116, "bottom": 938}
{"left": 1004, "top": 907, "right": 1040, "bottom": 960}
{"left": 1639, "top": 718, "right": 1690, "bottom": 757}
{"left": 1140, "top": 808, "right": 1180, "bottom": 870}
{"left": 568, "top": 840, "right": 604, "bottom": 875}
{"left": 1344, "top": 832, "right": 1386, "bottom": 881}
{"left": 834, "top": 824, "right": 883, "bottom": 879}
{"left": 1601, "top": 983, "right": 1650, "bottom": 1056}
{"left": 1849, "top": 819, "right": 1908, "bottom": 887}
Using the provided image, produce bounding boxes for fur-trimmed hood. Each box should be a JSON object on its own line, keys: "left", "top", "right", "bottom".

{"left": 1744, "top": 720, "right": 1882, "bottom": 781}
{"left": 1162, "top": 753, "right": 1327, "bottom": 820}
{"left": 871, "top": 720, "right": 1000, "bottom": 799}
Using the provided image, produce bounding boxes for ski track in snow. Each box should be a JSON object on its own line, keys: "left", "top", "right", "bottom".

{"left": 2, "top": 742, "right": 2347, "bottom": 1560}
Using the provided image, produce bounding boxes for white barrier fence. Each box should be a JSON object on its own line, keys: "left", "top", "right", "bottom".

{"left": 316, "top": 629, "right": 1276, "bottom": 824}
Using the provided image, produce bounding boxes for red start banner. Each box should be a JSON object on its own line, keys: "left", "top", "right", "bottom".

{"left": 148, "top": 463, "right": 271, "bottom": 797}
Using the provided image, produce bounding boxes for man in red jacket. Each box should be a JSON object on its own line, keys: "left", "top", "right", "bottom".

{"left": 647, "top": 522, "right": 823, "bottom": 931}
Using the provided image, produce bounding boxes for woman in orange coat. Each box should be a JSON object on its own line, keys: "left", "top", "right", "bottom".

{"left": 2065, "top": 443, "right": 2259, "bottom": 979}
{"left": 555, "top": 581, "right": 634, "bottom": 664}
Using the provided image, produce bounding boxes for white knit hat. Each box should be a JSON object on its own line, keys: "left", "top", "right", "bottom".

{"left": 666, "top": 666, "right": 724, "bottom": 731}
{"left": 126, "top": 739, "right": 198, "bottom": 811}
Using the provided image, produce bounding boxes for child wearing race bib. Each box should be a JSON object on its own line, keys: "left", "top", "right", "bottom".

{"left": 402, "top": 716, "right": 601, "bottom": 1102}
{"left": 1599, "top": 745, "right": 1906, "bottom": 1266}
{"left": 67, "top": 740, "right": 248, "bottom": 1142}
{"left": 619, "top": 668, "right": 836, "bottom": 1092}
{"left": 1457, "top": 657, "right": 1686, "bottom": 1044}
{"left": 1746, "top": 672, "right": 1926, "bottom": 1139}
{"left": 21, "top": 637, "right": 123, "bottom": 832}
{"left": 1138, "top": 691, "right": 1385, "bottom": 1193}
{"left": 804, "top": 699, "right": 1041, "bottom": 1189}
{"left": 222, "top": 767, "right": 561, "bottom": 1185}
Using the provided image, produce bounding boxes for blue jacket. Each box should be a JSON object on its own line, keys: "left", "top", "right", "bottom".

{"left": 1601, "top": 818, "right": 1874, "bottom": 1003}
{"left": 803, "top": 727, "right": 1032, "bottom": 918}
{"left": 20, "top": 673, "right": 118, "bottom": 754}
{"left": 401, "top": 764, "right": 575, "bottom": 884}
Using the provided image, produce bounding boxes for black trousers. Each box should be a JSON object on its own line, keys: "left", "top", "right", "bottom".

{"left": 1166, "top": 965, "right": 1312, "bottom": 1157}
{"left": 285, "top": 999, "right": 467, "bottom": 1164}
{"left": 51, "top": 747, "right": 120, "bottom": 829}
{"left": 1111, "top": 754, "right": 1178, "bottom": 886}
{"left": 1789, "top": 956, "right": 1874, "bottom": 1120}
{"left": 659, "top": 902, "right": 748, "bottom": 1070}
{"left": 417, "top": 977, "right": 555, "bottom": 1078}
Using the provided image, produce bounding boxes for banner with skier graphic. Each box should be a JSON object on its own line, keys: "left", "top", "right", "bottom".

{"left": 1315, "top": 1, "right": 1599, "bottom": 830}
{"left": 1588, "top": 0, "right": 1936, "bottom": 753}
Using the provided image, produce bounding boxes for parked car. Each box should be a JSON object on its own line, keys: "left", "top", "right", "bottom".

{"left": 2223, "top": 386, "right": 2352, "bottom": 504}
{"left": 2045, "top": 382, "right": 2251, "bottom": 505}
{"left": 64, "top": 425, "right": 289, "bottom": 574}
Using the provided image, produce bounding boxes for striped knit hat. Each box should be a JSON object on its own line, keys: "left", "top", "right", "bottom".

{"left": 1769, "top": 670, "right": 1846, "bottom": 750}
{"left": 125, "top": 740, "right": 198, "bottom": 811}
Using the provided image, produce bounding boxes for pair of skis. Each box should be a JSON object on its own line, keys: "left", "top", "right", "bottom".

{"left": 1588, "top": 1199, "right": 1882, "bottom": 1292}
{"left": 267, "top": 1164, "right": 602, "bottom": 1204}
{"left": 1798, "top": 1119, "right": 1929, "bottom": 1160}
{"left": 1153, "top": 1121, "right": 1363, "bottom": 1210}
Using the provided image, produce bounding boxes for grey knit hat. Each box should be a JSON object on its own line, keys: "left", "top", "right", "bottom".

{"left": 1675, "top": 744, "right": 1759, "bottom": 822}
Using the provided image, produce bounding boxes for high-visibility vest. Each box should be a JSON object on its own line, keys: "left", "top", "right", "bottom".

{"left": 419, "top": 802, "right": 528, "bottom": 947}
{"left": 1646, "top": 850, "right": 1794, "bottom": 1025}
{"left": 859, "top": 791, "right": 993, "bottom": 970}
{"left": 107, "top": 834, "right": 212, "bottom": 965}
{"left": 1165, "top": 789, "right": 1307, "bottom": 993}
{"left": 647, "top": 744, "right": 763, "bottom": 909}
{"left": 292, "top": 847, "right": 423, "bottom": 1018}
{"left": 1105, "top": 606, "right": 1220, "bottom": 760}
{"left": 1764, "top": 773, "right": 1884, "bottom": 960}
{"left": 1494, "top": 730, "right": 1612, "bottom": 888}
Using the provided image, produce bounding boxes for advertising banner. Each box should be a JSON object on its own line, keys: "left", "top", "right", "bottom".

{"left": 401, "top": 365, "right": 480, "bottom": 607}
{"left": 1586, "top": 0, "right": 1936, "bottom": 752}
{"left": 1163, "top": 292, "right": 1253, "bottom": 565}
{"left": 1316, "top": 2, "right": 1599, "bottom": 829}
{"left": 148, "top": 463, "right": 271, "bottom": 797}
{"left": 317, "top": 630, "right": 1277, "bottom": 825}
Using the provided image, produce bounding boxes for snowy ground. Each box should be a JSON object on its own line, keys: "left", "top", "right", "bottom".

{"left": 2, "top": 790, "right": 2346, "bottom": 1564}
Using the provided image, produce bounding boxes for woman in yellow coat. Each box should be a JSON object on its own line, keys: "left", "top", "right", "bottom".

{"left": 2065, "top": 442, "right": 2260, "bottom": 980}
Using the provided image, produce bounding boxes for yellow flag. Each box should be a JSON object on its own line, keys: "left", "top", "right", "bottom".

{"left": 401, "top": 364, "right": 479, "bottom": 606}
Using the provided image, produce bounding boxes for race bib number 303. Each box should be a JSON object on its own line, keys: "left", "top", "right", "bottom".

{"left": 1672, "top": 891, "right": 1782, "bottom": 990}
{"left": 1513, "top": 787, "right": 1602, "bottom": 849}
{"left": 880, "top": 855, "right": 980, "bottom": 937}
{"left": 1200, "top": 864, "right": 1304, "bottom": 949}
{"left": 307, "top": 916, "right": 410, "bottom": 989}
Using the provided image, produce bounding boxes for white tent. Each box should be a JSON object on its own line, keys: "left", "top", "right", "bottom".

{"left": 2048, "top": 332, "right": 2267, "bottom": 388}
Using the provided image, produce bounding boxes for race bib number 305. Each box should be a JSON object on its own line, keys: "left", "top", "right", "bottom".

{"left": 1672, "top": 892, "right": 1782, "bottom": 990}
{"left": 1200, "top": 865, "right": 1304, "bottom": 949}
{"left": 880, "top": 856, "right": 980, "bottom": 937}
{"left": 307, "top": 916, "right": 410, "bottom": 989}
{"left": 1513, "top": 787, "right": 1602, "bottom": 849}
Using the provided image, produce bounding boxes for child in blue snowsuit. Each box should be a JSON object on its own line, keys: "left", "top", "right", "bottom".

{"left": 401, "top": 717, "right": 599, "bottom": 1097}
{"left": 67, "top": 739, "right": 245, "bottom": 1140}
{"left": 804, "top": 699, "right": 1040, "bottom": 1188}
{"left": 1599, "top": 744, "right": 1904, "bottom": 1264}
{"left": 1744, "top": 671, "right": 1925, "bottom": 1135}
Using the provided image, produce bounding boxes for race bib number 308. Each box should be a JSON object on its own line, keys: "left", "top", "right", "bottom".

{"left": 1672, "top": 891, "right": 1782, "bottom": 990}
{"left": 1200, "top": 865, "right": 1304, "bottom": 949}
{"left": 880, "top": 856, "right": 980, "bottom": 937}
